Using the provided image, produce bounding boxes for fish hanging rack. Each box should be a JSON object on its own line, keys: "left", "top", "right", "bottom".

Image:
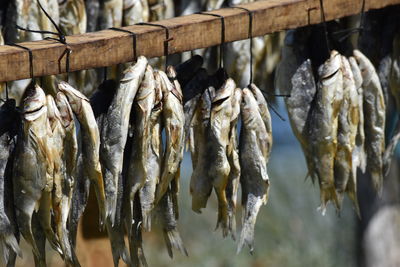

{"left": 0, "top": 0, "right": 399, "bottom": 83}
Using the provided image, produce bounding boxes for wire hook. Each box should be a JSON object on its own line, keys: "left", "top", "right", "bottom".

{"left": 319, "top": 0, "right": 331, "bottom": 57}
{"left": 137, "top": 22, "right": 172, "bottom": 70}
{"left": 196, "top": 12, "right": 226, "bottom": 70}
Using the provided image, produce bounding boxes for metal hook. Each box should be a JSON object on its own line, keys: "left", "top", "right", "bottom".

{"left": 9, "top": 43, "right": 34, "bottom": 81}
{"left": 137, "top": 22, "right": 172, "bottom": 70}
{"left": 109, "top": 27, "right": 138, "bottom": 62}
{"left": 319, "top": 0, "right": 331, "bottom": 56}
{"left": 231, "top": 6, "right": 254, "bottom": 86}
{"left": 331, "top": 0, "right": 365, "bottom": 42}
{"left": 196, "top": 12, "right": 226, "bottom": 70}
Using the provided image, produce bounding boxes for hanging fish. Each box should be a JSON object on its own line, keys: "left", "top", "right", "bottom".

{"left": 209, "top": 78, "right": 235, "bottom": 236}
{"left": 154, "top": 67, "right": 185, "bottom": 203}
{"left": 156, "top": 187, "right": 188, "bottom": 258}
{"left": 311, "top": 50, "right": 343, "bottom": 212}
{"left": 225, "top": 87, "right": 241, "bottom": 240}
{"left": 59, "top": 0, "right": 87, "bottom": 36}
{"left": 58, "top": 81, "right": 109, "bottom": 226}
{"left": 238, "top": 87, "right": 271, "bottom": 254}
{"left": 349, "top": 56, "right": 367, "bottom": 177}
{"left": 85, "top": 0, "right": 100, "bottom": 32}
{"left": 125, "top": 64, "right": 155, "bottom": 233}
{"left": 13, "top": 83, "right": 48, "bottom": 260}
{"left": 0, "top": 99, "right": 22, "bottom": 266}
{"left": 278, "top": 28, "right": 317, "bottom": 180}
{"left": 353, "top": 50, "right": 386, "bottom": 193}
{"left": 101, "top": 56, "right": 147, "bottom": 226}
{"left": 123, "top": 0, "right": 149, "bottom": 26}
{"left": 46, "top": 94, "right": 79, "bottom": 265}
{"left": 334, "top": 56, "right": 359, "bottom": 213}
{"left": 189, "top": 86, "right": 214, "bottom": 213}
{"left": 99, "top": 0, "right": 123, "bottom": 29}
{"left": 139, "top": 78, "right": 163, "bottom": 231}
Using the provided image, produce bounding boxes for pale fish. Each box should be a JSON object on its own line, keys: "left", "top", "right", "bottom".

{"left": 311, "top": 50, "right": 343, "bottom": 212}
{"left": 209, "top": 78, "right": 235, "bottom": 236}
{"left": 238, "top": 88, "right": 270, "bottom": 254}
{"left": 353, "top": 49, "right": 386, "bottom": 193}
{"left": 58, "top": 81, "right": 108, "bottom": 226}
{"left": 154, "top": 67, "right": 185, "bottom": 203}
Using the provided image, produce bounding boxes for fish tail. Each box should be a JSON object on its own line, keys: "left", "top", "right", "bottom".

{"left": 0, "top": 235, "right": 21, "bottom": 266}
{"left": 237, "top": 197, "right": 262, "bottom": 254}
{"left": 141, "top": 209, "right": 152, "bottom": 232}
{"left": 319, "top": 186, "right": 339, "bottom": 214}
{"left": 215, "top": 190, "right": 229, "bottom": 237}
{"left": 17, "top": 209, "right": 41, "bottom": 258}
{"left": 3, "top": 234, "right": 21, "bottom": 258}
{"left": 346, "top": 177, "right": 361, "bottom": 218}
{"left": 237, "top": 220, "right": 255, "bottom": 255}
{"left": 106, "top": 221, "right": 131, "bottom": 267}
{"left": 227, "top": 203, "right": 237, "bottom": 241}
{"left": 92, "top": 177, "right": 107, "bottom": 228}
{"left": 163, "top": 229, "right": 188, "bottom": 258}
{"left": 129, "top": 231, "right": 148, "bottom": 267}
{"left": 371, "top": 171, "right": 383, "bottom": 195}
{"left": 5, "top": 250, "right": 17, "bottom": 267}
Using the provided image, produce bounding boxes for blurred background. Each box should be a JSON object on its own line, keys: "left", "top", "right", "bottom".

{"left": 2, "top": 0, "right": 400, "bottom": 266}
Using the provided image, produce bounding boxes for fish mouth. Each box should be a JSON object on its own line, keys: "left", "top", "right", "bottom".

{"left": 24, "top": 105, "right": 46, "bottom": 121}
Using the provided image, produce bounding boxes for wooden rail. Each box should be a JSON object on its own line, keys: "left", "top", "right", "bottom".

{"left": 0, "top": 0, "right": 399, "bottom": 82}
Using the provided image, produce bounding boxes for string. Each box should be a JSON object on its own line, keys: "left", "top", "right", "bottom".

{"left": 319, "top": 0, "right": 331, "bottom": 56}
{"left": 109, "top": 27, "right": 138, "bottom": 61}
{"left": 196, "top": 12, "right": 225, "bottom": 69}
{"left": 136, "top": 22, "right": 172, "bottom": 70}
{"left": 17, "top": 0, "right": 71, "bottom": 81}
{"left": 9, "top": 43, "right": 34, "bottom": 80}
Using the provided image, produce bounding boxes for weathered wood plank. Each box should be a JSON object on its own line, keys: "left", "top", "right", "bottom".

{"left": 0, "top": 0, "right": 399, "bottom": 82}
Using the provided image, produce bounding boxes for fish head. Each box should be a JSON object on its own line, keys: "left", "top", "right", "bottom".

{"left": 57, "top": 81, "right": 88, "bottom": 113}
{"left": 153, "top": 83, "right": 163, "bottom": 111}
{"left": 167, "top": 65, "right": 183, "bottom": 102}
{"left": 136, "top": 65, "right": 155, "bottom": 101}
{"left": 56, "top": 92, "right": 74, "bottom": 128}
{"left": 348, "top": 56, "right": 363, "bottom": 89}
{"left": 211, "top": 78, "right": 235, "bottom": 113}
{"left": 353, "top": 50, "right": 373, "bottom": 85}
{"left": 200, "top": 86, "right": 214, "bottom": 120}
{"left": 22, "top": 82, "right": 47, "bottom": 122}
{"left": 240, "top": 88, "right": 258, "bottom": 123}
{"left": 318, "top": 50, "right": 341, "bottom": 86}
{"left": 46, "top": 94, "right": 62, "bottom": 128}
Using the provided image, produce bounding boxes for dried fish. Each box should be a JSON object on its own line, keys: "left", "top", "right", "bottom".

{"left": 101, "top": 56, "right": 147, "bottom": 225}
{"left": 238, "top": 88, "right": 270, "bottom": 254}
{"left": 334, "top": 56, "right": 359, "bottom": 213}
{"left": 349, "top": 56, "right": 367, "bottom": 176}
{"left": 139, "top": 79, "right": 163, "bottom": 231}
{"left": 311, "top": 50, "right": 343, "bottom": 212}
{"left": 59, "top": 0, "right": 87, "bottom": 35}
{"left": 13, "top": 83, "right": 48, "bottom": 259}
{"left": 125, "top": 64, "right": 155, "bottom": 233}
{"left": 99, "top": 0, "right": 123, "bottom": 29}
{"left": 58, "top": 81, "right": 108, "bottom": 226}
{"left": 353, "top": 49, "right": 386, "bottom": 192}
{"left": 209, "top": 78, "right": 235, "bottom": 236}
{"left": 189, "top": 86, "right": 214, "bottom": 213}
{"left": 154, "top": 67, "right": 185, "bottom": 203}
{"left": 46, "top": 94, "right": 79, "bottom": 264}
{"left": 156, "top": 187, "right": 188, "bottom": 258}
{"left": 123, "top": 0, "right": 149, "bottom": 25}
{"left": 0, "top": 99, "right": 21, "bottom": 266}
{"left": 225, "top": 87, "right": 241, "bottom": 240}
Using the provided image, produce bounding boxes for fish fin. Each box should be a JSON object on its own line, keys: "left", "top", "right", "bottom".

{"left": 319, "top": 186, "right": 339, "bottom": 214}
{"left": 106, "top": 221, "right": 130, "bottom": 267}
{"left": 163, "top": 229, "right": 188, "bottom": 258}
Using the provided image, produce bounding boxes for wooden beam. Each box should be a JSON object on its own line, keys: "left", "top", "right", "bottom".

{"left": 0, "top": 0, "right": 399, "bottom": 82}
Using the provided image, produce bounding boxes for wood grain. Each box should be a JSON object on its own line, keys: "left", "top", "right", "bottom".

{"left": 0, "top": 0, "right": 399, "bottom": 82}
